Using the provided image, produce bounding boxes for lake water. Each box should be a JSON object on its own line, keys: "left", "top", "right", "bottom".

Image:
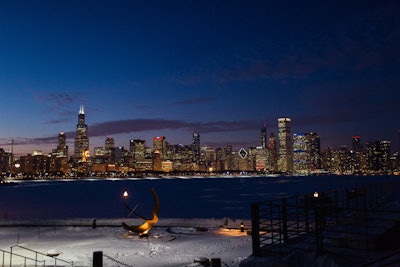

{"left": 0, "top": 175, "right": 396, "bottom": 220}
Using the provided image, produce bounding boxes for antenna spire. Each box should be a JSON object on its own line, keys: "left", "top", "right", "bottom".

{"left": 79, "top": 104, "right": 85, "bottom": 115}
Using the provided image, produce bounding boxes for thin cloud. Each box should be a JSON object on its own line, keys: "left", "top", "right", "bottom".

{"left": 6, "top": 119, "right": 260, "bottom": 147}
{"left": 35, "top": 91, "right": 75, "bottom": 108}
{"left": 88, "top": 119, "right": 260, "bottom": 137}
{"left": 34, "top": 91, "right": 87, "bottom": 125}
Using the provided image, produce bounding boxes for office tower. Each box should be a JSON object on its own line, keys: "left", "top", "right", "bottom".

{"left": 56, "top": 132, "right": 68, "bottom": 157}
{"left": 293, "top": 133, "right": 307, "bottom": 174}
{"left": 93, "top": 147, "right": 106, "bottom": 164}
{"left": 192, "top": 133, "right": 201, "bottom": 164}
{"left": 366, "top": 140, "right": 391, "bottom": 173}
{"left": 352, "top": 136, "right": 362, "bottom": 152}
{"left": 105, "top": 137, "right": 115, "bottom": 162}
{"left": 278, "top": 117, "right": 293, "bottom": 173}
{"left": 153, "top": 136, "right": 166, "bottom": 159}
{"left": 255, "top": 147, "right": 269, "bottom": 171}
{"left": 73, "top": 105, "right": 89, "bottom": 161}
{"left": 293, "top": 132, "right": 321, "bottom": 174}
{"left": 114, "top": 146, "right": 126, "bottom": 165}
{"left": 268, "top": 132, "right": 278, "bottom": 171}
{"left": 130, "top": 139, "right": 146, "bottom": 161}
{"left": 306, "top": 132, "right": 321, "bottom": 170}
{"left": 352, "top": 135, "right": 363, "bottom": 173}
{"left": 260, "top": 123, "right": 267, "bottom": 148}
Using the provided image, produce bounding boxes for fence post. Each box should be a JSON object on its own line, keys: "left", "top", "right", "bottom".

{"left": 314, "top": 196, "right": 324, "bottom": 256}
{"left": 10, "top": 246, "right": 13, "bottom": 267}
{"left": 282, "top": 198, "right": 288, "bottom": 243}
{"left": 334, "top": 190, "right": 339, "bottom": 225}
{"left": 304, "top": 195, "right": 310, "bottom": 233}
{"left": 251, "top": 203, "right": 260, "bottom": 256}
{"left": 93, "top": 251, "right": 103, "bottom": 267}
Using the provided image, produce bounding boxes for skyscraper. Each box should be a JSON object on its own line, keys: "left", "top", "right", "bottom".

{"left": 267, "top": 132, "right": 278, "bottom": 171}
{"left": 352, "top": 135, "right": 363, "bottom": 173}
{"left": 105, "top": 137, "right": 115, "bottom": 162}
{"left": 153, "top": 136, "right": 166, "bottom": 159}
{"left": 192, "top": 133, "right": 201, "bottom": 164}
{"left": 293, "top": 132, "right": 321, "bottom": 174}
{"left": 56, "top": 132, "right": 68, "bottom": 157}
{"left": 293, "top": 133, "right": 307, "bottom": 174}
{"left": 306, "top": 132, "right": 321, "bottom": 170}
{"left": 278, "top": 117, "right": 293, "bottom": 173}
{"left": 260, "top": 123, "right": 267, "bottom": 148}
{"left": 73, "top": 105, "right": 89, "bottom": 161}
{"left": 130, "top": 139, "right": 146, "bottom": 161}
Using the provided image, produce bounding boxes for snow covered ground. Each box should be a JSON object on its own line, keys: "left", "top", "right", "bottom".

{"left": 0, "top": 218, "right": 252, "bottom": 267}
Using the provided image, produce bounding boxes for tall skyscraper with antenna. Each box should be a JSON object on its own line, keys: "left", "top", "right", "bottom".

{"left": 260, "top": 123, "right": 267, "bottom": 148}
{"left": 192, "top": 133, "right": 201, "bottom": 164}
{"left": 74, "top": 105, "right": 89, "bottom": 161}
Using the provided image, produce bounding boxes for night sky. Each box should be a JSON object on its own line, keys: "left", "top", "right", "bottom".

{"left": 0, "top": 1, "right": 399, "bottom": 156}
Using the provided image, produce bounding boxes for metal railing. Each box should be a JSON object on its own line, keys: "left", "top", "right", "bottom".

{"left": 251, "top": 180, "right": 399, "bottom": 264}
{"left": 9, "top": 245, "right": 73, "bottom": 267}
{"left": 1, "top": 248, "right": 45, "bottom": 267}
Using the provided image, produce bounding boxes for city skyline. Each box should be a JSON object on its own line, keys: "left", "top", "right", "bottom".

{"left": 5, "top": 106, "right": 397, "bottom": 158}
{"left": 0, "top": 1, "right": 399, "bottom": 155}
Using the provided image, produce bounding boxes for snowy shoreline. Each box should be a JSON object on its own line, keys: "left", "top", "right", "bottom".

{"left": 0, "top": 217, "right": 252, "bottom": 229}
{"left": 0, "top": 218, "right": 253, "bottom": 267}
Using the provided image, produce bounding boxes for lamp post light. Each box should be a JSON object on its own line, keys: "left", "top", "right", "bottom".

{"left": 123, "top": 191, "right": 129, "bottom": 218}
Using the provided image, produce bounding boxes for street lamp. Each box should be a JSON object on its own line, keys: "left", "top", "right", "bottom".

{"left": 123, "top": 191, "right": 129, "bottom": 218}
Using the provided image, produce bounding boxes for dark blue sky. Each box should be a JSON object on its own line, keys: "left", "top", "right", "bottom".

{"left": 0, "top": 0, "right": 399, "bottom": 155}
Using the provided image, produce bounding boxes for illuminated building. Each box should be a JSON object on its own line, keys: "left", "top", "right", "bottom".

{"left": 57, "top": 132, "right": 68, "bottom": 157}
{"left": 201, "top": 146, "right": 216, "bottom": 171}
{"left": 366, "top": 140, "right": 391, "bottom": 173}
{"left": 351, "top": 135, "right": 364, "bottom": 173}
{"left": 73, "top": 105, "right": 89, "bottom": 162}
{"left": 267, "top": 132, "right": 278, "bottom": 171}
{"left": 114, "top": 146, "right": 127, "bottom": 165}
{"left": 278, "top": 118, "right": 293, "bottom": 173}
{"left": 166, "top": 144, "right": 196, "bottom": 171}
{"left": 234, "top": 150, "right": 251, "bottom": 171}
{"left": 161, "top": 160, "right": 173, "bottom": 172}
{"left": 130, "top": 140, "right": 152, "bottom": 171}
{"left": 255, "top": 147, "right": 269, "bottom": 171}
{"left": 192, "top": 133, "right": 201, "bottom": 164}
{"left": 19, "top": 153, "right": 48, "bottom": 177}
{"left": 153, "top": 150, "right": 162, "bottom": 171}
{"left": 216, "top": 145, "right": 233, "bottom": 171}
{"left": 105, "top": 137, "right": 115, "bottom": 162}
{"left": 352, "top": 136, "right": 362, "bottom": 152}
{"left": 153, "top": 136, "right": 166, "bottom": 159}
{"left": 130, "top": 139, "right": 146, "bottom": 161}
{"left": 293, "top": 134, "right": 308, "bottom": 174}
{"left": 306, "top": 132, "right": 321, "bottom": 170}
{"left": 93, "top": 147, "right": 105, "bottom": 164}
{"left": 0, "top": 148, "right": 12, "bottom": 173}
{"left": 260, "top": 123, "right": 267, "bottom": 148}
{"left": 293, "top": 132, "right": 321, "bottom": 174}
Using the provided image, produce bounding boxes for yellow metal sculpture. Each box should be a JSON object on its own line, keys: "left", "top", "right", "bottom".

{"left": 122, "top": 188, "right": 159, "bottom": 237}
